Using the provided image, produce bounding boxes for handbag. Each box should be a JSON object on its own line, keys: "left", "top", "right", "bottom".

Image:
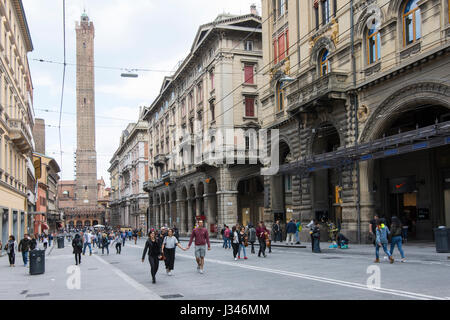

{"left": 158, "top": 254, "right": 166, "bottom": 261}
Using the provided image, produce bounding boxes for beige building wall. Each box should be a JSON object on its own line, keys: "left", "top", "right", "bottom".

{"left": 0, "top": 0, "right": 34, "bottom": 247}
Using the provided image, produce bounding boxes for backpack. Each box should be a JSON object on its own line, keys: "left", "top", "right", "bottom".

{"left": 74, "top": 239, "right": 82, "bottom": 249}
{"left": 224, "top": 229, "right": 230, "bottom": 238}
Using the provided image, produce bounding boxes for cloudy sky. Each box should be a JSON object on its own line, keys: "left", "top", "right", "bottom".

{"left": 22, "top": 0, "right": 261, "bottom": 185}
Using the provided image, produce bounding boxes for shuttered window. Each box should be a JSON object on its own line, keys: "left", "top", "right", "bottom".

{"left": 244, "top": 65, "right": 254, "bottom": 84}
{"left": 245, "top": 97, "right": 255, "bottom": 117}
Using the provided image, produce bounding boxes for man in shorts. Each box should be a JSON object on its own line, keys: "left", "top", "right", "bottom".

{"left": 186, "top": 220, "right": 211, "bottom": 274}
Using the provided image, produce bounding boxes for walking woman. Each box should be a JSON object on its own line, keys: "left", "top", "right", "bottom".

{"left": 256, "top": 222, "right": 269, "bottom": 258}
{"left": 5, "top": 235, "right": 18, "bottom": 267}
{"left": 231, "top": 226, "right": 239, "bottom": 260}
{"left": 375, "top": 219, "right": 394, "bottom": 263}
{"left": 142, "top": 231, "right": 162, "bottom": 284}
{"left": 101, "top": 233, "right": 110, "bottom": 255}
{"left": 42, "top": 234, "right": 48, "bottom": 250}
{"left": 161, "top": 229, "right": 186, "bottom": 276}
{"left": 112, "top": 233, "right": 122, "bottom": 254}
{"left": 72, "top": 234, "right": 83, "bottom": 265}
{"left": 238, "top": 227, "right": 248, "bottom": 260}
{"left": 390, "top": 216, "right": 406, "bottom": 262}
{"left": 311, "top": 220, "right": 321, "bottom": 253}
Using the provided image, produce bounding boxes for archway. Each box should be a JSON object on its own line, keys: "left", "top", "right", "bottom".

{"left": 84, "top": 220, "right": 91, "bottom": 228}
{"left": 76, "top": 221, "right": 83, "bottom": 229}
{"left": 311, "top": 123, "right": 341, "bottom": 225}
{"left": 189, "top": 185, "right": 196, "bottom": 229}
{"left": 237, "top": 176, "right": 264, "bottom": 228}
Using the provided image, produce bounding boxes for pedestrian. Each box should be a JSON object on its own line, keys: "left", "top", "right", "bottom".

{"left": 311, "top": 220, "right": 321, "bottom": 253}
{"left": 5, "top": 235, "right": 18, "bottom": 267}
{"left": 390, "top": 216, "right": 406, "bottom": 263}
{"left": 133, "top": 229, "right": 138, "bottom": 244}
{"left": 161, "top": 229, "right": 187, "bottom": 276}
{"left": 272, "top": 220, "right": 281, "bottom": 243}
{"left": 101, "top": 233, "right": 110, "bottom": 255}
{"left": 185, "top": 220, "right": 211, "bottom": 274}
{"left": 369, "top": 214, "right": 379, "bottom": 246}
{"left": 112, "top": 233, "right": 122, "bottom": 254}
{"left": 374, "top": 219, "right": 394, "bottom": 263}
{"left": 72, "top": 234, "right": 83, "bottom": 265}
{"left": 247, "top": 223, "right": 257, "bottom": 254}
{"left": 42, "top": 234, "right": 49, "bottom": 250}
{"left": 295, "top": 219, "right": 302, "bottom": 244}
{"left": 48, "top": 233, "right": 54, "bottom": 247}
{"left": 128, "top": 230, "right": 132, "bottom": 241}
{"left": 221, "top": 225, "right": 226, "bottom": 247}
{"left": 286, "top": 219, "right": 297, "bottom": 245}
{"left": 18, "top": 234, "right": 32, "bottom": 267}
{"left": 231, "top": 226, "right": 239, "bottom": 260}
{"left": 224, "top": 225, "right": 231, "bottom": 249}
{"left": 238, "top": 227, "right": 248, "bottom": 260}
{"left": 256, "top": 222, "right": 269, "bottom": 258}
{"left": 30, "top": 235, "right": 37, "bottom": 250}
{"left": 82, "top": 231, "right": 93, "bottom": 256}
{"left": 173, "top": 225, "right": 180, "bottom": 241}
{"left": 142, "top": 231, "right": 162, "bottom": 284}
{"left": 121, "top": 231, "right": 127, "bottom": 246}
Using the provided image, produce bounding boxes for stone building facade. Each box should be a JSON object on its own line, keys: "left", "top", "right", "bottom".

{"left": 260, "top": 0, "right": 450, "bottom": 242}
{"left": 143, "top": 9, "right": 264, "bottom": 236}
{"left": 0, "top": 0, "right": 35, "bottom": 246}
{"left": 108, "top": 110, "right": 149, "bottom": 230}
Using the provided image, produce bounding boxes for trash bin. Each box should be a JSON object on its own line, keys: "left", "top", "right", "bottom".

{"left": 57, "top": 236, "right": 65, "bottom": 249}
{"left": 434, "top": 227, "right": 450, "bottom": 253}
{"left": 29, "top": 250, "right": 45, "bottom": 275}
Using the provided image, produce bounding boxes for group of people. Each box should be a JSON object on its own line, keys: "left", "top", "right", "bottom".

{"left": 369, "top": 215, "right": 407, "bottom": 263}
{"left": 142, "top": 221, "right": 208, "bottom": 283}
{"left": 1, "top": 234, "right": 39, "bottom": 267}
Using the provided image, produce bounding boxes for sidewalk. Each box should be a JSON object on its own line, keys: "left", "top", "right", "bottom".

{"left": 0, "top": 241, "right": 161, "bottom": 300}
{"left": 179, "top": 237, "right": 450, "bottom": 262}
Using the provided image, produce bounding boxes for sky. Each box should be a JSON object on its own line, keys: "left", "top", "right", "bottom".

{"left": 22, "top": 0, "right": 261, "bottom": 186}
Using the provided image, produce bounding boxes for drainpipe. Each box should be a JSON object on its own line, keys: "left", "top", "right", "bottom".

{"left": 350, "top": 0, "right": 361, "bottom": 244}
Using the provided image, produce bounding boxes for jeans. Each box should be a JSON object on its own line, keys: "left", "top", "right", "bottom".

{"left": 8, "top": 252, "right": 15, "bottom": 265}
{"left": 49, "top": 240, "right": 52, "bottom": 247}
{"left": 258, "top": 238, "right": 266, "bottom": 257}
{"left": 375, "top": 243, "right": 391, "bottom": 259}
{"left": 223, "top": 237, "right": 228, "bottom": 248}
{"left": 22, "top": 251, "right": 29, "bottom": 266}
{"left": 295, "top": 231, "right": 300, "bottom": 243}
{"left": 250, "top": 241, "right": 255, "bottom": 254}
{"left": 122, "top": 238, "right": 126, "bottom": 246}
{"left": 74, "top": 252, "right": 81, "bottom": 265}
{"left": 238, "top": 244, "right": 247, "bottom": 257}
{"left": 83, "top": 242, "right": 92, "bottom": 255}
{"left": 115, "top": 243, "right": 122, "bottom": 254}
{"left": 148, "top": 255, "right": 159, "bottom": 280}
{"left": 102, "top": 245, "right": 109, "bottom": 255}
{"left": 390, "top": 236, "right": 405, "bottom": 259}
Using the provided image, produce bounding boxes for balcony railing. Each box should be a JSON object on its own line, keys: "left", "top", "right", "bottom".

{"left": 153, "top": 153, "right": 166, "bottom": 167}
{"left": 8, "top": 118, "right": 33, "bottom": 153}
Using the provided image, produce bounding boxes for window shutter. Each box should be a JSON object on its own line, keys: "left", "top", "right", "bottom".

{"left": 273, "top": 39, "right": 278, "bottom": 64}
{"left": 245, "top": 97, "right": 255, "bottom": 117}
{"left": 244, "top": 65, "right": 254, "bottom": 84}
{"left": 278, "top": 33, "right": 285, "bottom": 60}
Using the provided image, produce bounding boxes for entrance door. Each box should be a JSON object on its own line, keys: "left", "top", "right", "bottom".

{"left": 389, "top": 192, "right": 418, "bottom": 238}
{"left": 241, "top": 208, "right": 250, "bottom": 227}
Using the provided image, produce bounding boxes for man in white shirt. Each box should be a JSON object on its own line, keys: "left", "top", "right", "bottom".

{"left": 82, "top": 231, "right": 93, "bottom": 256}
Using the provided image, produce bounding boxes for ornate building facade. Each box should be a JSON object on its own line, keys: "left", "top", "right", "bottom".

{"left": 0, "top": 0, "right": 35, "bottom": 245}
{"left": 143, "top": 8, "right": 264, "bottom": 236}
{"left": 260, "top": 0, "right": 450, "bottom": 242}
{"left": 109, "top": 110, "right": 149, "bottom": 230}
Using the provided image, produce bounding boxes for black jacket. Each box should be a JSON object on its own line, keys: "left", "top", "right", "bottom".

{"left": 19, "top": 238, "right": 31, "bottom": 252}
{"left": 72, "top": 238, "right": 83, "bottom": 254}
{"left": 30, "top": 239, "right": 37, "bottom": 250}
{"left": 142, "top": 238, "right": 161, "bottom": 259}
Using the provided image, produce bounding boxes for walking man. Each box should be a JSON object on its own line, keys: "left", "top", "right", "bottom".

{"left": 286, "top": 219, "right": 297, "bottom": 245}
{"left": 186, "top": 220, "right": 211, "bottom": 274}
{"left": 247, "top": 224, "right": 257, "bottom": 254}
{"left": 256, "top": 222, "right": 269, "bottom": 258}
{"left": 82, "top": 230, "right": 93, "bottom": 256}
{"left": 18, "top": 234, "right": 31, "bottom": 267}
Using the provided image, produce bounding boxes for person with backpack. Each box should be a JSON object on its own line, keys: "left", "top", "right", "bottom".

{"left": 374, "top": 219, "right": 394, "bottom": 263}
{"left": 247, "top": 224, "right": 257, "bottom": 254}
{"left": 390, "top": 216, "right": 406, "bottom": 263}
{"left": 221, "top": 225, "right": 227, "bottom": 248}
{"left": 5, "top": 235, "right": 18, "bottom": 267}
{"left": 18, "top": 234, "right": 32, "bottom": 267}
{"left": 295, "top": 219, "right": 302, "bottom": 244}
{"left": 72, "top": 234, "right": 83, "bottom": 265}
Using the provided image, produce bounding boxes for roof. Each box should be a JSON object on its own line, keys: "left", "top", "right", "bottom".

{"left": 13, "top": 0, "right": 33, "bottom": 51}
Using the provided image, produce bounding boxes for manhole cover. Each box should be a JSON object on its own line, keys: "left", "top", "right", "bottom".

{"left": 26, "top": 293, "right": 50, "bottom": 298}
{"left": 161, "top": 294, "right": 184, "bottom": 299}
{"left": 110, "top": 262, "right": 120, "bottom": 265}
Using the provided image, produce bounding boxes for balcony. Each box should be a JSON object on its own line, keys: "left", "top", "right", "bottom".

{"left": 161, "top": 169, "right": 177, "bottom": 184}
{"left": 8, "top": 118, "right": 33, "bottom": 153}
{"left": 153, "top": 153, "right": 166, "bottom": 167}
{"left": 287, "top": 72, "right": 349, "bottom": 113}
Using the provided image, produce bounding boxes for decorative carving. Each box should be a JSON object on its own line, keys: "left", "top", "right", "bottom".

{"left": 357, "top": 105, "right": 369, "bottom": 122}
{"left": 331, "top": 19, "right": 339, "bottom": 45}
{"left": 364, "top": 61, "right": 381, "bottom": 77}
{"left": 400, "top": 42, "right": 421, "bottom": 60}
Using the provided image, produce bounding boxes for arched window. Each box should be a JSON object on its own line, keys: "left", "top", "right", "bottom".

{"left": 367, "top": 27, "right": 381, "bottom": 64}
{"left": 403, "top": 0, "right": 421, "bottom": 46}
{"left": 320, "top": 49, "right": 330, "bottom": 76}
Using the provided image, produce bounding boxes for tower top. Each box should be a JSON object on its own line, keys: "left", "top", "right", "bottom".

{"left": 81, "top": 11, "right": 89, "bottom": 22}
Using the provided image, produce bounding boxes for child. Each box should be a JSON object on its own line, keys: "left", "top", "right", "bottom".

{"left": 375, "top": 219, "right": 394, "bottom": 263}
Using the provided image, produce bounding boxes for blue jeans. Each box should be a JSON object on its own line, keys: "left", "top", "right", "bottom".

{"left": 295, "top": 231, "right": 299, "bottom": 243}
{"left": 83, "top": 242, "right": 92, "bottom": 254}
{"left": 238, "top": 244, "right": 247, "bottom": 257}
{"left": 22, "top": 251, "right": 29, "bottom": 266}
{"left": 223, "top": 238, "right": 228, "bottom": 248}
{"left": 225, "top": 238, "right": 231, "bottom": 248}
{"left": 390, "top": 236, "right": 405, "bottom": 259}
{"left": 375, "top": 243, "right": 391, "bottom": 259}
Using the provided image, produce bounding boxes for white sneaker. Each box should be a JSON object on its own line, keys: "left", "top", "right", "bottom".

{"left": 199, "top": 269, "right": 203, "bottom": 274}
{"left": 168, "top": 271, "right": 172, "bottom": 276}
{"left": 401, "top": 258, "right": 406, "bottom": 263}
{"left": 234, "top": 257, "right": 237, "bottom": 261}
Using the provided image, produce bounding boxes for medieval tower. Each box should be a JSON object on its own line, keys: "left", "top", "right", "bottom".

{"left": 75, "top": 12, "right": 98, "bottom": 208}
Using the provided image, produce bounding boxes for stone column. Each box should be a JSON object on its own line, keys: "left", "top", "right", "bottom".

{"left": 217, "top": 190, "right": 238, "bottom": 228}
{"left": 165, "top": 202, "right": 170, "bottom": 227}
{"left": 187, "top": 198, "right": 194, "bottom": 231}
{"left": 155, "top": 205, "right": 160, "bottom": 228}
{"left": 196, "top": 196, "right": 201, "bottom": 218}
{"left": 204, "top": 193, "right": 217, "bottom": 235}
{"left": 178, "top": 200, "right": 187, "bottom": 235}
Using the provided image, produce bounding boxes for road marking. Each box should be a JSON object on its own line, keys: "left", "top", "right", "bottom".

{"left": 176, "top": 253, "right": 446, "bottom": 300}
{"left": 93, "top": 255, "right": 162, "bottom": 300}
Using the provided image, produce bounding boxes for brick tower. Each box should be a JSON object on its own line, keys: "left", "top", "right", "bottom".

{"left": 75, "top": 12, "right": 98, "bottom": 208}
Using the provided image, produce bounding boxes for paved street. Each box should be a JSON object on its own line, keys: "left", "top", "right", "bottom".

{"left": 1, "top": 238, "right": 449, "bottom": 300}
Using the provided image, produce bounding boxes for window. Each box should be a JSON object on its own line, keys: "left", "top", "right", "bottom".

{"left": 278, "top": 32, "right": 285, "bottom": 60}
{"left": 245, "top": 97, "right": 255, "bottom": 117}
{"left": 367, "top": 28, "right": 381, "bottom": 64}
{"left": 322, "top": 0, "right": 331, "bottom": 25}
{"left": 320, "top": 49, "right": 330, "bottom": 76}
{"left": 284, "top": 175, "right": 292, "bottom": 192}
{"left": 197, "top": 83, "right": 203, "bottom": 103}
{"left": 210, "top": 71, "right": 214, "bottom": 90}
{"left": 274, "top": 29, "right": 289, "bottom": 63}
{"left": 244, "top": 64, "right": 254, "bottom": 84}
{"left": 403, "top": 0, "right": 421, "bottom": 46}
{"left": 210, "top": 102, "right": 215, "bottom": 121}
{"left": 244, "top": 40, "right": 253, "bottom": 51}
{"left": 277, "top": 83, "right": 284, "bottom": 111}
{"left": 273, "top": 39, "right": 278, "bottom": 64}
{"left": 279, "top": 0, "right": 286, "bottom": 16}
